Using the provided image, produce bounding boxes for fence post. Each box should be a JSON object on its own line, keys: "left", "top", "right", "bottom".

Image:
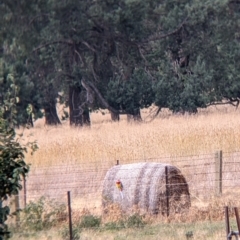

{"left": 215, "top": 150, "right": 223, "bottom": 196}
{"left": 234, "top": 207, "right": 240, "bottom": 237}
{"left": 67, "top": 191, "right": 73, "bottom": 240}
{"left": 15, "top": 195, "right": 20, "bottom": 227}
{"left": 23, "top": 176, "right": 27, "bottom": 208}
{"left": 165, "top": 166, "right": 169, "bottom": 217}
{"left": 225, "top": 206, "right": 230, "bottom": 239}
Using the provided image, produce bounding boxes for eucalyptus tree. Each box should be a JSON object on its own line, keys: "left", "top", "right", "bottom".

{"left": 2, "top": 0, "right": 240, "bottom": 127}
{"left": 0, "top": 0, "right": 61, "bottom": 126}
{"left": 45, "top": 0, "right": 172, "bottom": 123}
{"left": 152, "top": 0, "right": 240, "bottom": 113}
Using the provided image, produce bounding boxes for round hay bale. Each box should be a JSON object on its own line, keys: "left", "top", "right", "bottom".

{"left": 102, "top": 162, "right": 190, "bottom": 215}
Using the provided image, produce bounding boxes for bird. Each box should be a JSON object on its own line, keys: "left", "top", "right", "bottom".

{"left": 116, "top": 180, "right": 124, "bottom": 199}
{"left": 116, "top": 180, "right": 123, "bottom": 191}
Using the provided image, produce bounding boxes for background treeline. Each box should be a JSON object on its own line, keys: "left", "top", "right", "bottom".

{"left": 1, "top": 0, "right": 240, "bottom": 127}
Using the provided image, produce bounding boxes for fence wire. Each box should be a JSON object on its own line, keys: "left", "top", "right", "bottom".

{"left": 5, "top": 150, "right": 240, "bottom": 240}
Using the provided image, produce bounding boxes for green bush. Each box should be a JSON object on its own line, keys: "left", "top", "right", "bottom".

{"left": 60, "top": 214, "right": 101, "bottom": 240}
{"left": 20, "top": 196, "right": 66, "bottom": 231}
{"left": 61, "top": 225, "right": 81, "bottom": 240}
{"left": 103, "top": 221, "right": 125, "bottom": 231}
{"left": 102, "top": 214, "right": 145, "bottom": 231}
{"left": 79, "top": 215, "right": 101, "bottom": 229}
{"left": 125, "top": 214, "right": 145, "bottom": 228}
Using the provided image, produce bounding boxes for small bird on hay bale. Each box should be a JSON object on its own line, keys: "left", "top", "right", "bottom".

{"left": 116, "top": 180, "right": 124, "bottom": 199}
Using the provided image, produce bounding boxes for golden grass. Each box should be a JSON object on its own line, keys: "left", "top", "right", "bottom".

{"left": 20, "top": 104, "right": 240, "bottom": 168}
{"left": 12, "top": 104, "right": 240, "bottom": 239}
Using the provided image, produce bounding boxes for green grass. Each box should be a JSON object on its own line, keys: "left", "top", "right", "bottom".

{"left": 81, "top": 220, "right": 236, "bottom": 240}
{"left": 10, "top": 218, "right": 238, "bottom": 240}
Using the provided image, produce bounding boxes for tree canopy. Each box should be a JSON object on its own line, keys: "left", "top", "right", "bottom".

{"left": 1, "top": 0, "right": 240, "bottom": 126}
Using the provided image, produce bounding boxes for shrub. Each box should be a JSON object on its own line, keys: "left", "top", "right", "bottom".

{"left": 61, "top": 225, "right": 81, "bottom": 240}
{"left": 103, "top": 220, "right": 125, "bottom": 231}
{"left": 103, "top": 214, "right": 145, "bottom": 231}
{"left": 79, "top": 215, "right": 101, "bottom": 229}
{"left": 125, "top": 213, "right": 146, "bottom": 228}
{"left": 20, "top": 196, "right": 66, "bottom": 231}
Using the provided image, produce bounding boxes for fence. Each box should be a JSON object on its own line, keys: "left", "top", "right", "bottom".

{"left": 6, "top": 150, "right": 240, "bottom": 239}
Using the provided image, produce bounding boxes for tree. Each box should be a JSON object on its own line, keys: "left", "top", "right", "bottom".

{"left": 0, "top": 115, "right": 29, "bottom": 239}
{"left": 152, "top": 0, "right": 240, "bottom": 113}
{"left": 39, "top": 0, "right": 162, "bottom": 123}
{"left": 0, "top": 0, "right": 61, "bottom": 126}
{"left": 2, "top": 0, "right": 240, "bottom": 124}
{"left": 0, "top": 107, "right": 36, "bottom": 239}
{"left": 107, "top": 69, "right": 155, "bottom": 120}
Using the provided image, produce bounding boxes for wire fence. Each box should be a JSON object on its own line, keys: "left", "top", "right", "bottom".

{"left": 5, "top": 150, "right": 240, "bottom": 239}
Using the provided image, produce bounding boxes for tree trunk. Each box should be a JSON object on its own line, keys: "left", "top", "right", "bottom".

{"left": 127, "top": 108, "right": 142, "bottom": 122}
{"left": 69, "top": 86, "right": 90, "bottom": 126}
{"left": 27, "top": 113, "right": 34, "bottom": 127}
{"left": 110, "top": 111, "right": 120, "bottom": 121}
{"left": 82, "top": 108, "right": 91, "bottom": 126}
{"left": 44, "top": 101, "right": 61, "bottom": 125}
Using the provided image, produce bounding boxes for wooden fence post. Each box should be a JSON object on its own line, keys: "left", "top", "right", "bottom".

{"left": 23, "top": 176, "right": 27, "bottom": 208}
{"left": 215, "top": 150, "right": 223, "bottom": 196}
{"left": 15, "top": 195, "right": 20, "bottom": 227}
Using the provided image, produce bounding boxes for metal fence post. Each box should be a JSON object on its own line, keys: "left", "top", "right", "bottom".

{"left": 234, "top": 207, "right": 240, "bottom": 238}
{"left": 165, "top": 166, "right": 169, "bottom": 217}
{"left": 67, "top": 191, "right": 73, "bottom": 240}
{"left": 215, "top": 150, "right": 222, "bottom": 196}
{"left": 225, "top": 206, "right": 230, "bottom": 239}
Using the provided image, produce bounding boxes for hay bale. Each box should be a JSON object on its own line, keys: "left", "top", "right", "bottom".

{"left": 102, "top": 162, "right": 190, "bottom": 215}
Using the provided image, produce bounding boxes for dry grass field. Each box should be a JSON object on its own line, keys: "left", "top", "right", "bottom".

{"left": 22, "top": 104, "right": 240, "bottom": 167}
{"left": 12, "top": 104, "right": 240, "bottom": 239}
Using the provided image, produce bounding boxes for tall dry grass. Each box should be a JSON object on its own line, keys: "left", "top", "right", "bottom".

{"left": 12, "top": 106, "right": 240, "bottom": 239}
{"left": 21, "top": 105, "right": 240, "bottom": 168}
